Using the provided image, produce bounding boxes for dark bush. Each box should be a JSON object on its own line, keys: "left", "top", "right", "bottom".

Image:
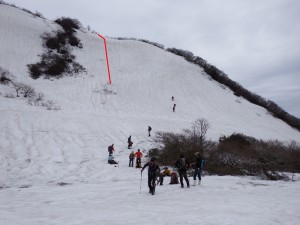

{"left": 45, "top": 55, "right": 67, "bottom": 76}
{"left": 153, "top": 121, "right": 300, "bottom": 180}
{"left": 0, "top": 67, "right": 12, "bottom": 85}
{"left": 28, "top": 22, "right": 85, "bottom": 79}
{"left": 45, "top": 36, "right": 61, "bottom": 50}
{"left": 68, "top": 35, "right": 82, "bottom": 48}
{"left": 55, "top": 17, "right": 81, "bottom": 34}
{"left": 27, "top": 63, "right": 42, "bottom": 79}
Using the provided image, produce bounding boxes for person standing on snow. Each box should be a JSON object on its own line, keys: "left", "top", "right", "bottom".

{"left": 175, "top": 154, "right": 190, "bottom": 188}
{"left": 141, "top": 157, "right": 160, "bottom": 195}
{"left": 148, "top": 126, "right": 152, "bottom": 137}
{"left": 134, "top": 149, "right": 143, "bottom": 168}
{"left": 128, "top": 135, "right": 133, "bottom": 149}
{"left": 129, "top": 151, "right": 135, "bottom": 167}
{"left": 192, "top": 152, "right": 205, "bottom": 186}
{"left": 173, "top": 104, "right": 176, "bottom": 112}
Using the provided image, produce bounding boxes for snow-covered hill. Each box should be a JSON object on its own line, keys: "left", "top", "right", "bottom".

{"left": 1, "top": 4, "right": 300, "bottom": 225}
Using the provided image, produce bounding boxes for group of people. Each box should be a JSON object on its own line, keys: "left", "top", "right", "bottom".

{"left": 108, "top": 127, "right": 152, "bottom": 165}
{"left": 107, "top": 131, "right": 205, "bottom": 195}
{"left": 129, "top": 149, "right": 143, "bottom": 168}
{"left": 174, "top": 152, "right": 204, "bottom": 188}
{"left": 141, "top": 152, "right": 205, "bottom": 194}
{"left": 172, "top": 96, "right": 176, "bottom": 112}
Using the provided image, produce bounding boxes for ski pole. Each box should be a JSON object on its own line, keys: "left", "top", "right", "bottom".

{"left": 140, "top": 172, "right": 142, "bottom": 194}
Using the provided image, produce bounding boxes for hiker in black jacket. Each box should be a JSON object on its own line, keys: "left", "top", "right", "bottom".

{"left": 128, "top": 135, "right": 133, "bottom": 149}
{"left": 148, "top": 126, "right": 152, "bottom": 137}
{"left": 175, "top": 154, "right": 190, "bottom": 188}
{"left": 192, "top": 152, "right": 205, "bottom": 186}
{"left": 141, "top": 157, "right": 160, "bottom": 195}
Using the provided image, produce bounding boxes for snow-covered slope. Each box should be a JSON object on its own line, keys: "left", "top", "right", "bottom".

{"left": 1, "top": 5, "right": 300, "bottom": 225}
{"left": 1, "top": 3, "right": 300, "bottom": 186}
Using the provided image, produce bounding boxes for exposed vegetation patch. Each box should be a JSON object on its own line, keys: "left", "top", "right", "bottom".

{"left": 113, "top": 37, "right": 164, "bottom": 49}
{"left": 0, "top": 67, "right": 60, "bottom": 110}
{"left": 27, "top": 17, "right": 86, "bottom": 79}
{"left": 57, "top": 182, "right": 71, "bottom": 186}
{"left": 0, "top": 67, "right": 13, "bottom": 85}
{"left": 150, "top": 119, "right": 300, "bottom": 181}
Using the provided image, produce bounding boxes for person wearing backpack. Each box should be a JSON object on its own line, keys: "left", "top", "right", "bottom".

{"left": 108, "top": 144, "right": 115, "bottom": 156}
{"left": 192, "top": 152, "right": 205, "bottom": 186}
{"left": 141, "top": 157, "right": 160, "bottom": 195}
{"left": 128, "top": 135, "right": 133, "bottom": 149}
{"left": 175, "top": 154, "right": 190, "bottom": 188}
{"left": 129, "top": 151, "right": 135, "bottom": 167}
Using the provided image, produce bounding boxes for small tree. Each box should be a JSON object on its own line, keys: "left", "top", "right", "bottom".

{"left": 22, "top": 84, "right": 36, "bottom": 98}
{"left": 152, "top": 118, "right": 210, "bottom": 164}
{"left": 12, "top": 82, "right": 24, "bottom": 97}
{"left": 192, "top": 119, "right": 209, "bottom": 146}
{"left": 35, "top": 92, "right": 44, "bottom": 102}
{"left": 0, "top": 67, "right": 12, "bottom": 85}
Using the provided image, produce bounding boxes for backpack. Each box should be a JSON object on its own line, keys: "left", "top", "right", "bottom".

{"left": 170, "top": 172, "right": 179, "bottom": 184}
{"left": 108, "top": 145, "right": 113, "bottom": 154}
{"left": 200, "top": 159, "right": 205, "bottom": 170}
{"left": 175, "top": 158, "right": 187, "bottom": 170}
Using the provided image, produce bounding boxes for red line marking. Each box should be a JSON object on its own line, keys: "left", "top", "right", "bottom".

{"left": 98, "top": 34, "right": 112, "bottom": 84}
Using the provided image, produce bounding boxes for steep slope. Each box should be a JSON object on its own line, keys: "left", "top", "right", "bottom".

{"left": 0, "top": 4, "right": 300, "bottom": 187}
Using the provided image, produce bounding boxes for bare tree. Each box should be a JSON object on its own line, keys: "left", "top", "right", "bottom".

{"left": 12, "top": 82, "right": 24, "bottom": 97}
{"left": 22, "top": 84, "right": 36, "bottom": 98}
{"left": 183, "top": 118, "right": 210, "bottom": 153}
{"left": 192, "top": 118, "right": 210, "bottom": 142}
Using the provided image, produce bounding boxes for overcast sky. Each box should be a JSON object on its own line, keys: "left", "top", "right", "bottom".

{"left": 4, "top": 0, "right": 300, "bottom": 118}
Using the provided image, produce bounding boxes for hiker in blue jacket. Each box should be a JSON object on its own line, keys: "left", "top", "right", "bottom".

{"left": 141, "top": 157, "right": 160, "bottom": 195}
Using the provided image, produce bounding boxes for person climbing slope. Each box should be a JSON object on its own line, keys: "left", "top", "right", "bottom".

{"left": 128, "top": 135, "right": 133, "bottom": 149}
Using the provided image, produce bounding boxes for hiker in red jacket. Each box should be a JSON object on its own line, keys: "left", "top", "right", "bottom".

{"left": 134, "top": 149, "right": 143, "bottom": 168}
